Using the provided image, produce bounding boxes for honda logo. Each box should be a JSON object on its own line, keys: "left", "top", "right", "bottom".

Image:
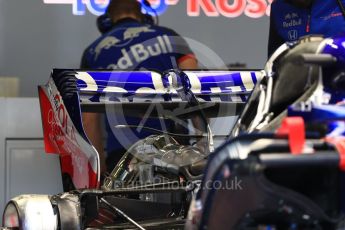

{"left": 288, "top": 30, "right": 298, "bottom": 40}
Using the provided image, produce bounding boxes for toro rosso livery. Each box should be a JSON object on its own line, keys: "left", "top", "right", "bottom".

{"left": 41, "top": 69, "right": 262, "bottom": 190}
{"left": 1, "top": 69, "right": 262, "bottom": 230}
{"left": 3, "top": 36, "right": 345, "bottom": 230}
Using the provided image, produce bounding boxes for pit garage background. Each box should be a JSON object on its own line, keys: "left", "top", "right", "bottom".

{"left": 0, "top": 0, "right": 269, "bottom": 97}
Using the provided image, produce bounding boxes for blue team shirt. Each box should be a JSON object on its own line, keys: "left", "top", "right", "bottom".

{"left": 269, "top": 0, "right": 345, "bottom": 56}
{"left": 81, "top": 18, "right": 193, "bottom": 153}
{"left": 81, "top": 18, "right": 192, "bottom": 71}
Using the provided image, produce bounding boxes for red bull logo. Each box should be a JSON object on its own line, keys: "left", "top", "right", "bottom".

{"left": 43, "top": 0, "right": 272, "bottom": 17}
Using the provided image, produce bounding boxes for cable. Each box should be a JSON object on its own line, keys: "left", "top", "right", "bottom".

{"left": 100, "top": 198, "right": 146, "bottom": 230}
{"left": 115, "top": 124, "right": 198, "bottom": 137}
{"left": 115, "top": 125, "right": 229, "bottom": 139}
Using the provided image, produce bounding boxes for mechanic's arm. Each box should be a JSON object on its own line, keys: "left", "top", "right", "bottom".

{"left": 82, "top": 112, "right": 107, "bottom": 174}
{"left": 178, "top": 55, "right": 198, "bottom": 70}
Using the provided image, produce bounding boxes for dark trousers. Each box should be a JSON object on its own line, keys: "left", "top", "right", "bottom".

{"left": 106, "top": 148, "right": 127, "bottom": 173}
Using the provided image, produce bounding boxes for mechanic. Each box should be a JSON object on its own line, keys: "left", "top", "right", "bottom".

{"left": 80, "top": 0, "right": 198, "bottom": 174}
{"left": 268, "top": 0, "right": 345, "bottom": 56}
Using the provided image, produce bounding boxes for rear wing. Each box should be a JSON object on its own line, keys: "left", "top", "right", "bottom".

{"left": 38, "top": 69, "right": 263, "bottom": 190}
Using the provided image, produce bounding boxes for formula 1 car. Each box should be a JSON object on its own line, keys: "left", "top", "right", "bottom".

{"left": 6, "top": 34, "right": 345, "bottom": 230}
{"left": 1, "top": 68, "right": 262, "bottom": 229}
{"left": 186, "top": 36, "right": 345, "bottom": 229}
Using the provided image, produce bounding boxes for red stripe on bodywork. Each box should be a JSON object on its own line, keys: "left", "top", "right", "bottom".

{"left": 38, "top": 86, "right": 98, "bottom": 189}
{"left": 38, "top": 86, "right": 59, "bottom": 154}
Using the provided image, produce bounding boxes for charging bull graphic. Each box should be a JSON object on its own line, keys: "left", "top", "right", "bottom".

{"left": 94, "top": 36, "right": 121, "bottom": 61}
{"left": 123, "top": 26, "right": 155, "bottom": 40}
{"left": 43, "top": 0, "right": 273, "bottom": 18}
